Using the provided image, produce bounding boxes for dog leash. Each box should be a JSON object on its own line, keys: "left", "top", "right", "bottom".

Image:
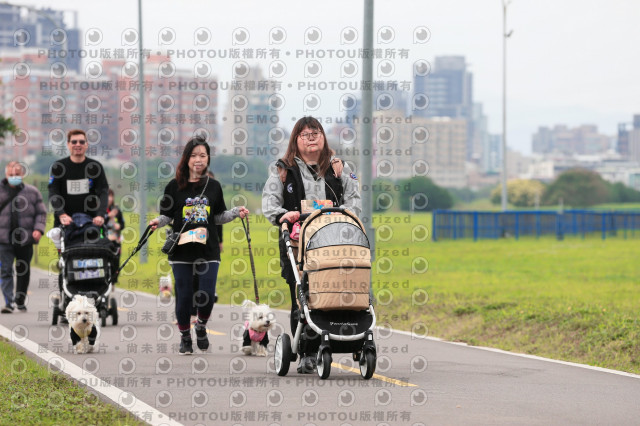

{"left": 116, "top": 224, "right": 154, "bottom": 276}
{"left": 240, "top": 215, "right": 259, "bottom": 304}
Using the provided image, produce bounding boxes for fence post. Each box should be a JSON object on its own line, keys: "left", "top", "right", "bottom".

{"left": 453, "top": 212, "right": 457, "bottom": 240}
{"left": 432, "top": 210, "right": 437, "bottom": 241}
{"left": 601, "top": 213, "right": 606, "bottom": 240}
{"left": 473, "top": 211, "right": 478, "bottom": 241}
{"left": 556, "top": 212, "right": 564, "bottom": 240}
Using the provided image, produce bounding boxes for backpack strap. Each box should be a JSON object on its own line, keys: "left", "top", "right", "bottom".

{"left": 275, "top": 159, "right": 287, "bottom": 183}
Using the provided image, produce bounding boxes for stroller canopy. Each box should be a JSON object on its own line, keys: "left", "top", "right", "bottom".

{"left": 299, "top": 210, "right": 371, "bottom": 311}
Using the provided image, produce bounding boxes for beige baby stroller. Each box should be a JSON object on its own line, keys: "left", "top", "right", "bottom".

{"left": 273, "top": 207, "right": 377, "bottom": 379}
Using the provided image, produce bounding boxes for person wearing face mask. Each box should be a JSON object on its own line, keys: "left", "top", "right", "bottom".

{"left": 0, "top": 161, "right": 47, "bottom": 313}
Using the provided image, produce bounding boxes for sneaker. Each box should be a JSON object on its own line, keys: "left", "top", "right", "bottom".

{"left": 179, "top": 335, "right": 193, "bottom": 355}
{"left": 297, "top": 355, "right": 315, "bottom": 374}
{"left": 17, "top": 305, "right": 27, "bottom": 312}
{"left": 1, "top": 305, "right": 14, "bottom": 314}
{"left": 194, "top": 323, "right": 209, "bottom": 351}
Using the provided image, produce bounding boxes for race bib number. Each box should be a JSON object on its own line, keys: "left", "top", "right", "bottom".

{"left": 67, "top": 179, "right": 90, "bottom": 195}
{"left": 178, "top": 227, "right": 208, "bottom": 245}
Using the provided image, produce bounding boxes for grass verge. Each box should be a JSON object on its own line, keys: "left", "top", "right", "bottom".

{"left": 34, "top": 211, "right": 640, "bottom": 374}
{"left": 0, "top": 337, "right": 144, "bottom": 425}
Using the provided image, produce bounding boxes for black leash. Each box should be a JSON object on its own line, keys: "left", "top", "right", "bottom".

{"left": 116, "top": 225, "right": 154, "bottom": 276}
{"left": 240, "top": 216, "right": 259, "bottom": 304}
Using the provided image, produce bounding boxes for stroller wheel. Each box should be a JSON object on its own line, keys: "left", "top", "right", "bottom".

{"left": 274, "top": 334, "right": 292, "bottom": 376}
{"left": 359, "top": 350, "right": 376, "bottom": 380}
{"left": 52, "top": 305, "right": 59, "bottom": 326}
{"left": 109, "top": 297, "right": 118, "bottom": 326}
{"left": 100, "top": 308, "right": 107, "bottom": 327}
{"left": 52, "top": 295, "right": 60, "bottom": 325}
{"left": 317, "top": 350, "right": 332, "bottom": 380}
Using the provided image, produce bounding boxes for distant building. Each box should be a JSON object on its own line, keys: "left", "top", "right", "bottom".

{"left": 617, "top": 123, "right": 630, "bottom": 157}
{"left": 0, "top": 4, "right": 82, "bottom": 73}
{"left": 350, "top": 111, "right": 468, "bottom": 187}
{"left": 413, "top": 56, "right": 472, "bottom": 120}
{"left": 531, "top": 124, "right": 611, "bottom": 155}
{"left": 413, "top": 56, "right": 474, "bottom": 160}
{"left": 222, "top": 66, "right": 280, "bottom": 161}
{"left": 471, "top": 103, "right": 488, "bottom": 166}
{"left": 0, "top": 52, "right": 219, "bottom": 162}
{"left": 482, "top": 133, "right": 502, "bottom": 175}
{"left": 627, "top": 114, "right": 640, "bottom": 164}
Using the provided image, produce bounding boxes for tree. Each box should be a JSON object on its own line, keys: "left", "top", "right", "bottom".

{"left": 608, "top": 182, "right": 640, "bottom": 203}
{"left": 398, "top": 176, "right": 453, "bottom": 211}
{"left": 491, "top": 179, "right": 546, "bottom": 207}
{"left": 0, "top": 115, "right": 17, "bottom": 145}
{"left": 542, "top": 168, "right": 610, "bottom": 207}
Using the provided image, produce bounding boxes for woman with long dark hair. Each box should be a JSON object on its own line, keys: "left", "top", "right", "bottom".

{"left": 262, "top": 116, "right": 361, "bottom": 372}
{"left": 150, "top": 136, "right": 248, "bottom": 355}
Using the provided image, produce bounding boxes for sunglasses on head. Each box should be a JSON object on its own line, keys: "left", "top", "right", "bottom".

{"left": 69, "top": 139, "right": 86, "bottom": 145}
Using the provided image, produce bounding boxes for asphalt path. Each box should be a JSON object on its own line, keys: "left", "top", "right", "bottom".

{"left": 1, "top": 267, "right": 639, "bottom": 425}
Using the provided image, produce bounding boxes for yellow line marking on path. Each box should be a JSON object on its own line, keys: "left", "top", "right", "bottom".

{"left": 189, "top": 324, "right": 226, "bottom": 336}
{"left": 331, "top": 362, "right": 418, "bottom": 387}
{"left": 112, "top": 310, "right": 226, "bottom": 335}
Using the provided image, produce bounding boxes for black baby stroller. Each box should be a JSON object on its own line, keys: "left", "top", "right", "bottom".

{"left": 273, "top": 207, "right": 377, "bottom": 380}
{"left": 51, "top": 214, "right": 153, "bottom": 327}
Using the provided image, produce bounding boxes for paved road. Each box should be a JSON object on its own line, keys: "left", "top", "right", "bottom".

{"left": 1, "top": 267, "right": 639, "bottom": 425}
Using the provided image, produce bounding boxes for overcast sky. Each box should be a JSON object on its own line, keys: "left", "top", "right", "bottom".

{"left": 17, "top": 0, "right": 640, "bottom": 154}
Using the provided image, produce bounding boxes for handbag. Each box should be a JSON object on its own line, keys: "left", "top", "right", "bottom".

{"left": 161, "top": 228, "right": 181, "bottom": 255}
{"left": 161, "top": 176, "right": 210, "bottom": 256}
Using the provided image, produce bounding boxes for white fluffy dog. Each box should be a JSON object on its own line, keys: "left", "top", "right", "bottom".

{"left": 159, "top": 274, "right": 173, "bottom": 303}
{"left": 65, "top": 295, "right": 99, "bottom": 354}
{"left": 241, "top": 300, "right": 275, "bottom": 357}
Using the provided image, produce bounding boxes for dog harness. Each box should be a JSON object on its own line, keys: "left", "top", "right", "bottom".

{"left": 244, "top": 321, "right": 266, "bottom": 342}
{"left": 70, "top": 325, "right": 98, "bottom": 345}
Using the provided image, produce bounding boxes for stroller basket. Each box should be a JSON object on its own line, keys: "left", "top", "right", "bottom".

{"left": 299, "top": 211, "right": 372, "bottom": 311}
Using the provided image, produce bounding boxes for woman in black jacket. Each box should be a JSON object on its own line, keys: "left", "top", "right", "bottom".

{"left": 150, "top": 137, "right": 248, "bottom": 355}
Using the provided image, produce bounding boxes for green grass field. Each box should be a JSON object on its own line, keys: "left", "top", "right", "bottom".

{"left": 0, "top": 337, "right": 143, "bottom": 425}
{"left": 33, "top": 212, "right": 640, "bottom": 374}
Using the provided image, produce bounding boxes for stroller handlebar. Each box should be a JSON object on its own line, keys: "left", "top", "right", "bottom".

{"left": 280, "top": 207, "right": 347, "bottom": 242}
{"left": 281, "top": 207, "right": 346, "bottom": 226}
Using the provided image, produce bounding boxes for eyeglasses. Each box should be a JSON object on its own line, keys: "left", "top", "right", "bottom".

{"left": 69, "top": 139, "right": 86, "bottom": 145}
{"left": 299, "top": 131, "right": 321, "bottom": 140}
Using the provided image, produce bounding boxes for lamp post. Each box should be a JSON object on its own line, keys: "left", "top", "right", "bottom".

{"left": 501, "top": 0, "right": 513, "bottom": 211}
{"left": 137, "top": 0, "right": 148, "bottom": 264}
{"left": 362, "top": 0, "right": 375, "bottom": 268}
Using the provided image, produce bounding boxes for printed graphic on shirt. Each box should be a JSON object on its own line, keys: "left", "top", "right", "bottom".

{"left": 182, "top": 196, "right": 210, "bottom": 223}
{"left": 66, "top": 178, "right": 90, "bottom": 194}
